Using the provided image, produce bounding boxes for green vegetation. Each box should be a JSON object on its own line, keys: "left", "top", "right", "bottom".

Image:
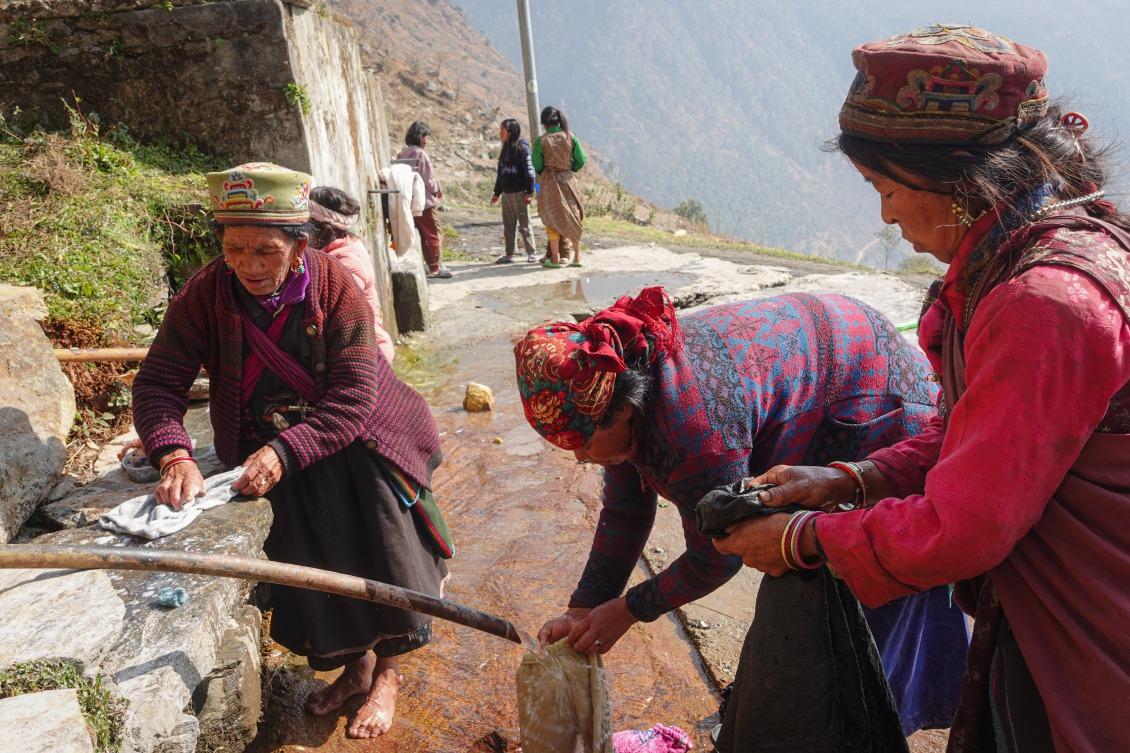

{"left": 0, "top": 100, "right": 220, "bottom": 344}
{"left": 0, "top": 659, "right": 126, "bottom": 753}
{"left": 584, "top": 181, "right": 638, "bottom": 221}
{"left": 283, "top": 82, "right": 311, "bottom": 115}
{"left": 673, "top": 198, "right": 708, "bottom": 226}
{"left": 9, "top": 18, "right": 59, "bottom": 54}
{"left": 898, "top": 255, "right": 944, "bottom": 275}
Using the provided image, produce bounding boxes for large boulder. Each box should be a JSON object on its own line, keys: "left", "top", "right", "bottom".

{"left": 0, "top": 284, "right": 76, "bottom": 541}
{"left": 2, "top": 480, "right": 272, "bottom": 753}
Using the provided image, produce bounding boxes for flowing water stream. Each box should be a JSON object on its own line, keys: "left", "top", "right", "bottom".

{"left": 249, "top": 272, "right": 719, "bottom": 752}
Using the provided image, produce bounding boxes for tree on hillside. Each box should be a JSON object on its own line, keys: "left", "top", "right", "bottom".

{"left": 875, "top": 224, "right": 901, "bottom": 270}
{"left": 674, "top": 198, "right": 708, "bottom": 226}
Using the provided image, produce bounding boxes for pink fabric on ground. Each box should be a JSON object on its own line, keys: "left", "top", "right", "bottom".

{"left": 321, "top": 236, "right": 395, "bottom": 363}
{"left": 612, "top": 724, "right": 692, "bottom": 753}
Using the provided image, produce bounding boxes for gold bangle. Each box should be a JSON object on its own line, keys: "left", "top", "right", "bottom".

{"left": 844, "top": 461, "right": 869, "bottom": 507}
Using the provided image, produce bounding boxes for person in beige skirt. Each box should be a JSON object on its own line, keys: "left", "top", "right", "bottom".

{"left": 532, "top": 106, "right": 586, "bottom": 268}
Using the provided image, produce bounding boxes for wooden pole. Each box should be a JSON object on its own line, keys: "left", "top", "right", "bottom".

{"left": 0, "top": 544, "right": 523, "bottom": 645}
{"left": 55, "top": 348, "right": 150, "bottom": 363}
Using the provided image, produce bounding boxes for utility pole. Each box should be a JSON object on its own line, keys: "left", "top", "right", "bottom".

{"left": 516, "top": 0, "right": 541, "bottom": 140}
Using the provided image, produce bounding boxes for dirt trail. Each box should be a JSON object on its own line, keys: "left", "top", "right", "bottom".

{"left": 251, "top": 207, "right": 945, "bottom": 752}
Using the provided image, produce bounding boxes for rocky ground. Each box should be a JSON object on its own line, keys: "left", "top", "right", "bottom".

{"left": 254, "top": 206, "right": 947, "bottom": 752}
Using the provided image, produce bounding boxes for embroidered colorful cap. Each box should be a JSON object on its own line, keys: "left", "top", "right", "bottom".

{"left": 206, "top": 162, "right": 313, "bottom": 225}
{"left": 839, "top": 25, "right": 1049, "bottom": 145}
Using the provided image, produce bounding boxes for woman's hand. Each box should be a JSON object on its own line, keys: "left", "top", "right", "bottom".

{"left": 713, "top": 514, "right": 792, "bottom": 576}
{"left": 154, "top": 452, "right": 205, "bottom": 511}
{"left": 566, "top": 597, "right": 638, "bottom": 655}
{"left": 490, "top": 194, "right": 500, "bottom": 205}
{"left": 232, "top": 445, "right": 284, "bottom": 497}
{"left": 743, "top": 465, "right": 855, "bottom": 511}
{"left": 538, "top": 608, "right": 589, "bottom": 647}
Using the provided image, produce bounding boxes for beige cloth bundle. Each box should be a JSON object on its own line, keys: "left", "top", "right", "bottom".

{"left": 517, "top": 640, "right": 612, "bottom": 753}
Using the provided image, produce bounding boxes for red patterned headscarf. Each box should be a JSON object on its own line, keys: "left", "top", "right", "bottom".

{"left": 514, "top": 287, "right": 681, "bottom": 449}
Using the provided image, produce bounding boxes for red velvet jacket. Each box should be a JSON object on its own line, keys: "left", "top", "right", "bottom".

{"left": 133, "top": 249, "right": 441, "bottom": 488}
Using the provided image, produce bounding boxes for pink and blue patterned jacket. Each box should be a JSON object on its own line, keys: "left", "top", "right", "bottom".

{"left": 568, "top": 293, "right": 938, "bottom": 622}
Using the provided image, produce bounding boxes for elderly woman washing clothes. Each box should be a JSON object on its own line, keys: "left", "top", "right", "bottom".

{"left": 131, "top": 163, "right": 453, "bottom": 739}
{"left": 715, "top": 26, "right": 1130, "bottom": 753}
{"left": 516, "top": 286, "right": 970, "bottom": 737}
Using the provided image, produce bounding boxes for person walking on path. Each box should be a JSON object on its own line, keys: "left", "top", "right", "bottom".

{"left": 308, "top": 186, "right": 396, "bottom": 363}
{"left": 398, "top": 121, "right": 451, "bottom": 279}
{"left": 533, "top": 106, "right": 585, "bottom": 268}
{"left": 491, "top": 118, "right": 537, "bottom": 264}
{"left": 714, "top": 26, "right": 1130, "bottom": 753}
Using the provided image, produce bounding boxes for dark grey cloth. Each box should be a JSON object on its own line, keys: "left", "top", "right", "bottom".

{"left": 695, "top": 480, "right": 775, "bottom": 538}
{"left": 696, "top": 482, "right": 907, "bottom": 753}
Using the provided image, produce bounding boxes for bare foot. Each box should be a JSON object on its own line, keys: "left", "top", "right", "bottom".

{"left": 304, "top": 652, "right": 375, "bottom": 716}
{"left": 346, "top": 664, "right": 402, "bottom": 739}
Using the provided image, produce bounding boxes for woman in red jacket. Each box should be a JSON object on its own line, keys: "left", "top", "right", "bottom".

{"left": 715, "top": 26, "right": 1130, "bottom": 753}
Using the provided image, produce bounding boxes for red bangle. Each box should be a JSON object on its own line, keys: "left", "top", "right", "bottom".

{"left": 782, "top": 511, "right": 825, "bottom": 570}
{"left": 159, "top": 456, "right": 197, "bottom": 478}
{"left": 828, "top": 461, "right": 867, "bottom": 508}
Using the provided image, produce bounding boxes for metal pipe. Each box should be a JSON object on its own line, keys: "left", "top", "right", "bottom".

{"left": 516, "top": 0, "right": 541, "bottom": 142}
{"left": 0, "top": 545, "right": 523, "bottom": 645}
{"left": 55, "top": 347, "right": 150, "bottom": 363}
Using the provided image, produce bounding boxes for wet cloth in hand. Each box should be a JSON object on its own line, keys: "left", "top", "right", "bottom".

{"left": 697, "top": 480, "right": 966, "bottom": 737}
{"left": 695, "top": 483, "right": 908, "bottom": 752}
{"left": 695, "top": 480, "right": 776, "bottom": 538}
{"left": 100, "top": 467, "right": 245, "bottom": 540}
{"left": 517, "top": 640, "right": 612, "bottom": 753}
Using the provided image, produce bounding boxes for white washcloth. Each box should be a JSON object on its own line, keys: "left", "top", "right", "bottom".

{"left": 99, "top": 467, "right": 246, "bottom": 540}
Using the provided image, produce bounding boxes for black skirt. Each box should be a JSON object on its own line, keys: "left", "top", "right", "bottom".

{"left": 263, "top": 441, "right": 447, "bottom": 664}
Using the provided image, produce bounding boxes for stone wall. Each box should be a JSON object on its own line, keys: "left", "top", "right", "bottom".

{"left": 0, "top": 0, "right": 398, "bottom": 336}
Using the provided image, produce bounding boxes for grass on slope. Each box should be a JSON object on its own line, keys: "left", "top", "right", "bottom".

{"left": 0, "top": 104, "right": 221, "bottom": 344}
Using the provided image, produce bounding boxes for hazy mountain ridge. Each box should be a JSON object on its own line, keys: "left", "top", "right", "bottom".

{"left": 453, "top": 0, "right": 1130, "bottom": 265}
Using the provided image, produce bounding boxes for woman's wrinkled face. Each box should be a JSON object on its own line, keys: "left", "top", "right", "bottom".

{"left": 222, "top": 225, "right": 303, "bottom": 296}
{"left": 852, "top": 161, "right": 967, "bottom": 264}
{"left": 572, "top": 405, "right": 637, "bottom": 466}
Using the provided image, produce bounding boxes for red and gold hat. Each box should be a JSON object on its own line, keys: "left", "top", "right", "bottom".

{"left": 839, "top": 25, "right": 1049, "bottom": 146}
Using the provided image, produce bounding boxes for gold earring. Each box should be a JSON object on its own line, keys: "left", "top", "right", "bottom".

{"left": 951, "top": 201, "right": 975, "bottom": 227}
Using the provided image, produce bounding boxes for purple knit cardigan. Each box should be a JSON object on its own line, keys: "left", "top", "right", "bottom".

{"left": 133, "top": 249, "right": 441, "bottom": 487}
